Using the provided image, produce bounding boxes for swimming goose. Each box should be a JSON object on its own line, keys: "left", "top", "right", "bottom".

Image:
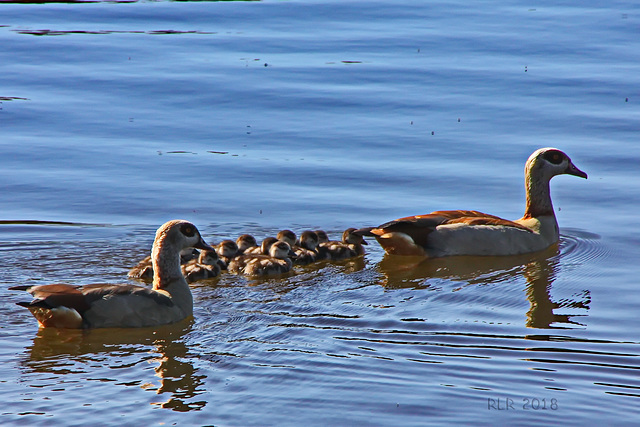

{"left": 216, "top": 239, "right": 239, "bottom": 270}
{"left": 228, "top": 241, "right": 296, "bottom": 276}
{"left": 320, "top": 228, "right": 368, "bottom": 260}
{"left": 236, "top": 234, "right": 258, "bottom": 254}
{"left": 215, "top": 239, "right": 239, "bottom": 270}
{"left": 127, "top": 256, "right": 154, "bottom": 280}
{"left": 357, "top": 148, "right": 587, "bottom": 257}
{"left": 277, "top": 229, "right": 321, "bottom": 264}
{"left": 244, "top": 236, "right": 278, "bottom": 255}
{"left": 11, "top": 220, "right": 213, "bottom": 328}
{"left": 292, "top": 230, "right": 322, "bottom": 265}
{"left": 128, "top": 248, "right": 198, "bottom": 280}
{"left": 181, "top": 249, "right": 221, "bottom": 282}
{"left": 277, "top": 229, "right": 297, "bottom": 247}
{"left": 315, "top": 230, "right": 329, "bottom": 244}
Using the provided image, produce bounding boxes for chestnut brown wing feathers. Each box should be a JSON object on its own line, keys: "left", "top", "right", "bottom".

{"left": 367, "top": 210, "right": 533, "bottom": 248}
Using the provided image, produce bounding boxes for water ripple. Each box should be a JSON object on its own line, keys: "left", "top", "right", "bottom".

{"left": 559, "top": 228, "right": 612, "bottom": 275}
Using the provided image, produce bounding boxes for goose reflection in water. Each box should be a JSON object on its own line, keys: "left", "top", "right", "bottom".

{"left": 374, "top": 244, "right": 590, "bottom": 329}
{"left": 18, "top": 321, "right": 207, "bottom": 412}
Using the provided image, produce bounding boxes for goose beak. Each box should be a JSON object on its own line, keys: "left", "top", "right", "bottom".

{"left": 566, "top": 161, "right": 588, "bottom": 179}
{"left": 288, "top": 250, "right": 298, "bottom": 259}
{"left": 194, "top": 237, "right": 215, "bottom": 252}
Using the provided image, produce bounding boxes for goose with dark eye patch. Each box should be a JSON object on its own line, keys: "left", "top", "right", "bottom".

{"left": 356, "top": 148, "right": 587, "bottom": 257}
{"left": 228, "top": 241, "right": 296, "bottom": 276}
{"left": 181, "top": 249, "right": 221, "bottom": 282}
{"left": 11, "top": 220, "right": 213, "bottom": 329}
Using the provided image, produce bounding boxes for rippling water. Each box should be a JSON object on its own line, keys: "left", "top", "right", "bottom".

{"left": 1, "top": 0, "right": 639, "bottom": 425}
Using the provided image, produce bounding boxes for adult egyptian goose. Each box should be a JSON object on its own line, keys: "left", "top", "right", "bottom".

{"left": 357, "top": 148, "right": 587, "bottom": 257}
{"left": 11, "top": 220, "right": 213, "bottom": 329}
{"left": 181, "top": 249, "right": 221, "bottom": 283}
{"left": 320, "top": 228, "right": 368, "bottom": 261}
{"left": 228, "top": 241, "right": 296, "bottom": 276}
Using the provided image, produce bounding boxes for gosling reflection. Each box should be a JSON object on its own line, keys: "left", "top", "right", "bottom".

{"left": 375, "top": 245, "right": 590, "bottom": 329}
{"left": 20, "top": 321, "right": 206, "bottom": 412}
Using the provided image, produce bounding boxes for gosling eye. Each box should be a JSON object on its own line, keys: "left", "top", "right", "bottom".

{"left": 180, "top": 223, "right": 196, "bottom": 237}
{"left": 543, "top": 149, "right": 565, "bottom": 165}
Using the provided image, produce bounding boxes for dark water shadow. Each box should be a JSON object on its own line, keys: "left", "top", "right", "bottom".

{"left": 18, "top": 320, "right": 207, "bottom": 412}
{"left": 13, "top": 28, "right": 219, "bottom": 36}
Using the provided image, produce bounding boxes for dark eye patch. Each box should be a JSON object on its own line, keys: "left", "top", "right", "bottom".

{"left": 543, "top": 149, "right": 564, "bottom": 165}
{"left": 180, "top": 223, "right": 196, "bottom": 237}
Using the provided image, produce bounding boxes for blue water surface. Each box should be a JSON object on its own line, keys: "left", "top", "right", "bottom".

{"left": 1, "top": 0, "right": 639, "bottom": 425}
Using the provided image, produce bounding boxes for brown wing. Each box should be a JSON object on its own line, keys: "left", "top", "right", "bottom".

{"left": 429, "top": 210, "right": 506, "bottom": 220}
{"left": 370, "top": 210, "right": 532, "bottom": 245}
{"left": 11, "top": 283, "right": 92, "bottom": 313}
{"left": 369, "top": 211, "right": 487, "bottom": 247}
{"left": 443, "top": 216, "right": 533, "bottom": 232}
{"left": 370, "top": 215, "right": 443, "bottom": 247}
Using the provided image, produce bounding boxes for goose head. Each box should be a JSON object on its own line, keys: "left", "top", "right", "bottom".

{"left": 236, "top": 234, "right": 258, "bottom": 253}
{"left": 277, "top": 229, "right": 297, "bottom": 247}
{"left": 152, "top": 220, "right": 212, "bottom": 256}
{"left": 526, "top": 147, "right": 587, "bottom": 181}
{"left": 198, "top": 249, "right": 220, "bottom": 266}
{"left": 299, "top": 230, "right": 319, "bottom": 250}
{"left": 315, "top": 230, "right": 329, "bottom": 244}
{"left": 342, "top": 228, "right": 368, "bottom": 246}
{"left": 269, "top": 241, "right": 296, "bottom": 259}
{"left": 260, "top": 237, "right": 279, "bottom": 254}
{"left": 523, "top": 148, "right": 587, "bottom": 219}
{"left": 217, "top": 240, "right": 239, "bottom": 258}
